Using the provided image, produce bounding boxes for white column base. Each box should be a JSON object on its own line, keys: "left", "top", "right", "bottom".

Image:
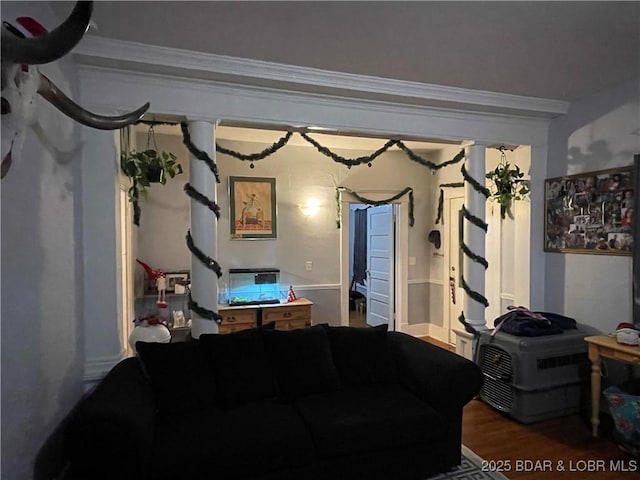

{"left": 452, "top": 327, "right": 476, "bottom": 360}
{"left": 190, "top": 317, "right": 219, "bottom": 338}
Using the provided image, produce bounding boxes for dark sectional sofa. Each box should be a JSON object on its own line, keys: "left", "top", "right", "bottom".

{"left": 64, "top": 325, "right": 482, "bottom": 480}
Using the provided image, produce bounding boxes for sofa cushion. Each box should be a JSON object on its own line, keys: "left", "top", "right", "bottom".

{"left": 294, "top": 384, "right": 445, "bottom": 458}
{"left": 200, "top": 328, "right": 275, "bottom": 407}
{"left": 152, "top": 400, "right": 315, "bottom": 480}
{"left": 136, "top": 340, "right": 216, "bottom": 414}
{"left": 326, "top": 325, "right": 398, "bottom": 386}
{"left": 263, "top": 325, "right": 341, "bottom": 400}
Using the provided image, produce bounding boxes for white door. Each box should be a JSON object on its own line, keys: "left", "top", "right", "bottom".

{"left": 448, "top": 196, "right": 465, "bottom": 344}
{"left": 366, "top": 204, "right": 394, "bottom": 328}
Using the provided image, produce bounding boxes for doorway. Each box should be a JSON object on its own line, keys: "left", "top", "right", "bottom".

{"left": 348, "top": 204, "right": 396, "bottom": 329}
{"left": 444, "top": 194, "right": 464, "bottom": 345}
{"left": 340, "top": 192, "right": 409, "bottom": 332}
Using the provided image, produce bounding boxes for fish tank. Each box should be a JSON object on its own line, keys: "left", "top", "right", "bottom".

{"left": 228, "top": 268, "right": 281, "bottom": 306}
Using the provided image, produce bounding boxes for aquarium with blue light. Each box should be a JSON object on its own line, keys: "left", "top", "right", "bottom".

{"left": 228, "top": 268, "right": 281, "bottom": 306}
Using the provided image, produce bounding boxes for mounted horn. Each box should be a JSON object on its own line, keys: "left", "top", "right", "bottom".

{"left": 38, "top": 74, "right": 149, "bottom": 130}
{"left": 1, "top": 1, "right": 92, "bottom": 65}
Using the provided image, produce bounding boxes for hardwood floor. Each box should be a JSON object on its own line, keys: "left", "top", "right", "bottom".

{"left": 417, "top": 335, "right": 640, "bottom": 479}
{"left": 349, "top": 309, "right": 368, "bottom": 328}
{"left": 462, "top": 400, "right": 638, "bottom": 479}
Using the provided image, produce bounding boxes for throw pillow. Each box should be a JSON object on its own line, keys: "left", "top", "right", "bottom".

{"left": 263, "top": 325, "right": 341, "bottom": 400}
{"left": 200, "top": 327, "right": 276, "bottom": 407}
{"left": 325, "top": 325, "right": 398, "bottom": 386}
{"left": 136, "top": 340, "right": 216, "bottom": 414}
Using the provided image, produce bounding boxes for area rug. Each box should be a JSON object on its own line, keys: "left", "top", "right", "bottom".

{"left": 427, "top": 445, "right": 510, "bottom": 480}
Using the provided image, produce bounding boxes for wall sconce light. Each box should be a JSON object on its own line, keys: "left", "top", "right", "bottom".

{"left": 300, "top": 198, "right": 321, "bottom": 217}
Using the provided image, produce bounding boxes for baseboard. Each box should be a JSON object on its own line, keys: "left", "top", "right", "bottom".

{"left": 399, "top": 322, "right": 430, "bottom": 337}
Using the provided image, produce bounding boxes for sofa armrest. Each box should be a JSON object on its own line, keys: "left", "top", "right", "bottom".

{"left": 65, "top": 357, "right": 156, "bottom": 480}
{"left": 389, "top": 332, "right": 482, "bottom": 412}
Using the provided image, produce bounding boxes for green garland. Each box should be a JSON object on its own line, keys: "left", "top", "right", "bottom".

{"left": 186, "top": 230, "right": 223, "bottom": 278}
{"left": 188, "top": 293, "right": 223, "bottom": 323}
{"left": 180, "top": 122, "right": 221, "bottom": 183}
{"left": 435, "top": 182, "right": 465, "bottom": 224}
{"left": 460, "top": 204, "right": 488, "bottom": 232}
{"left": 458, "top": 312, "right": 481, "bottom": 338}
{"left": 174, "top": 122, "right": 465, "bottom": 175}
{"left": 397, "top": 144, "right": 465, "bottom": 171}
{"left": 184, "top": 183, "right": 220, "bottom": 219}
{"left": 216, "top": 132, "right": 293, "bottom": 168}
{"left": 461, "top": 275, "right": 489, "bottom": 307}
{"left": 301, "top": 133, "right": 398, "bottom": 168}
{"left": 461, "top": 240, "right": 489, "bottom": 269}
{"left": 461, "top": 164, "right": 490, "bottom": 199}
{"left": 335, "top": 187, "right": 414, "bottom": 228}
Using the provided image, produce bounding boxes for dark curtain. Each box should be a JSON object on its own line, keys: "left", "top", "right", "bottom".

{"left": 352, "top": 208, "right": 368, "bottom": 285}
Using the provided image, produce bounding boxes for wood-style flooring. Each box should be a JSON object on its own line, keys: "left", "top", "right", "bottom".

{"left": 349, "top": 309, "right": 368, "bottom": 328}
{"left": 462, "top": 400, "right": 638, "bottom": 480}
{"left": 421, "top": 337, "right": 639, "bottom": 480}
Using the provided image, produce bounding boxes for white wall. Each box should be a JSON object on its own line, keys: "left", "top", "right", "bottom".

{"left": 546, "top": 78, "right": 640, "bottom": 333}
{"left": 1, "top": 3, "right": 85, "bottom": 479}
{"left": 135, "top": 133, "right": 191, "bottom": 277}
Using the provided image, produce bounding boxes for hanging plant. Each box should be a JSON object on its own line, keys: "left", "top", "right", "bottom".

{"left": 120, "top": 124, "right": 182, "bottom": 226}
{"left": 486, "top": 161, "right": 530, "bottom": 219}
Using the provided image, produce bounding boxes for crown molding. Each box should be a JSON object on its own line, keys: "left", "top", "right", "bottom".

{"left": 73, "top": 36, "right": 569, "bottom": 118}
{"left": 77, "top": 64, "right": 552, "bottom": 147}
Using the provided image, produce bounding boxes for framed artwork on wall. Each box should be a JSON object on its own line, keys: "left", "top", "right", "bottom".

{"left": 544, "top": 165, "right": 634, "bottom": 255}
{"left": 229, "top": 176, "right": 277, "bottom": 239}
{"left": 165, "top": 271, "right": 190, "bottom": 294}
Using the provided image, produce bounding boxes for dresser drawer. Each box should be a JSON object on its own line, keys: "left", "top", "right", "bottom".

{"left": 217, "top": 308, "right": 258, "bottom": 334}
{"left": 273, "top": 318, "right": 310, "bottom": 331}
{"left": 262, "top": 305, "right": 310, "bottom": 324}
{"left": 218, "top": 322, "right": 255, "bottom": 335}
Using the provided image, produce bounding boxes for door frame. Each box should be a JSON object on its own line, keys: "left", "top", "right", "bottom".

{"left": 339, "top": 190, "right": 409, "bottom": 331}
{"left": 439, "top": 190, "right": 465, "bottom": 344}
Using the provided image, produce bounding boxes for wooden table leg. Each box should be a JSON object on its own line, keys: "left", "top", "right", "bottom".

{"left": 588, "top": 344, "right": 601, "bottom": 437}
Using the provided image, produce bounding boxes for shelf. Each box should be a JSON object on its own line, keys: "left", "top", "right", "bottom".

{"left": 139, "top": 293, "right": 187, "bottom": 299}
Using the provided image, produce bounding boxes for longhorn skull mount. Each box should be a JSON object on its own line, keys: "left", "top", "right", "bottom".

{"left": 1, "top": 1, "right": 150, "bottom": 179}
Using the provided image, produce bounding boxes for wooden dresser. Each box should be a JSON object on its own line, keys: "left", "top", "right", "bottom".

{"left": 217, "top": 298, "right": 313, "bottom": 334}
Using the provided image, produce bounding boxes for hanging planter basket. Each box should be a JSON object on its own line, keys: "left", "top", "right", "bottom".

{"left": 486, "top": 148, "right": 530, "bottom": 219}
{"left": 120, "top": 124, "right": 182, "bottom": 226}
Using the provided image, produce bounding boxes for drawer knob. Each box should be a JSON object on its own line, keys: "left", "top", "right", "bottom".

{"left": 284, "top": 312, "right": 292, "bottom": 318}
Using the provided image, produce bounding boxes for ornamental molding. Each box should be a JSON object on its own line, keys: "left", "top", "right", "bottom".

{"left": 77, "top": 64, "right": 552, "bottom": 147}
{"left": 74, "top": 36, "right": 569, "bottom": 118}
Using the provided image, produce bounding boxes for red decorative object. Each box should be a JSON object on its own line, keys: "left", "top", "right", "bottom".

{"left": 136, "top": 259, "right": 167, "bottom": 306}
{"left": 287, "top": 285, "right": 297, "bottom": 303}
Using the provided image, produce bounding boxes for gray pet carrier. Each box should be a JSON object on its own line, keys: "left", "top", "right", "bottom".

{"left": 476, "top": 324, "right": 598, "bottom": 423}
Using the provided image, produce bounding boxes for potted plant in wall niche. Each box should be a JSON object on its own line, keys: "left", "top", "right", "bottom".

{"left": 486, "top": 151, "right": 530, "bottom": 219}
{"left": 120, "top": 148, "right": 183, "bottom": 226}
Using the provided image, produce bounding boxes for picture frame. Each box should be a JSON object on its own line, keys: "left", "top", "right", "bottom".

{"left": 229, "top": 176, "right": 277, "bottom": 239}
{"left": 544, "top": 165, "right": 634, "bottom": 255}
{"left": 164, "top": 271, "right": 190, "bottom": 294}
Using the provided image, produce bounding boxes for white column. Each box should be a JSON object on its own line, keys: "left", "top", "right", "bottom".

{"left": 188, "top": 120, "right": 219, "bottom": 337}
{"left": 463, "top": 144, "right": 488, "bottom": 331}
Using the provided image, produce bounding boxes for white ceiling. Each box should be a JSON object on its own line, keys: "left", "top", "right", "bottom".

{"left": 51, "top": 1, "right": 640, "bottom": 102}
